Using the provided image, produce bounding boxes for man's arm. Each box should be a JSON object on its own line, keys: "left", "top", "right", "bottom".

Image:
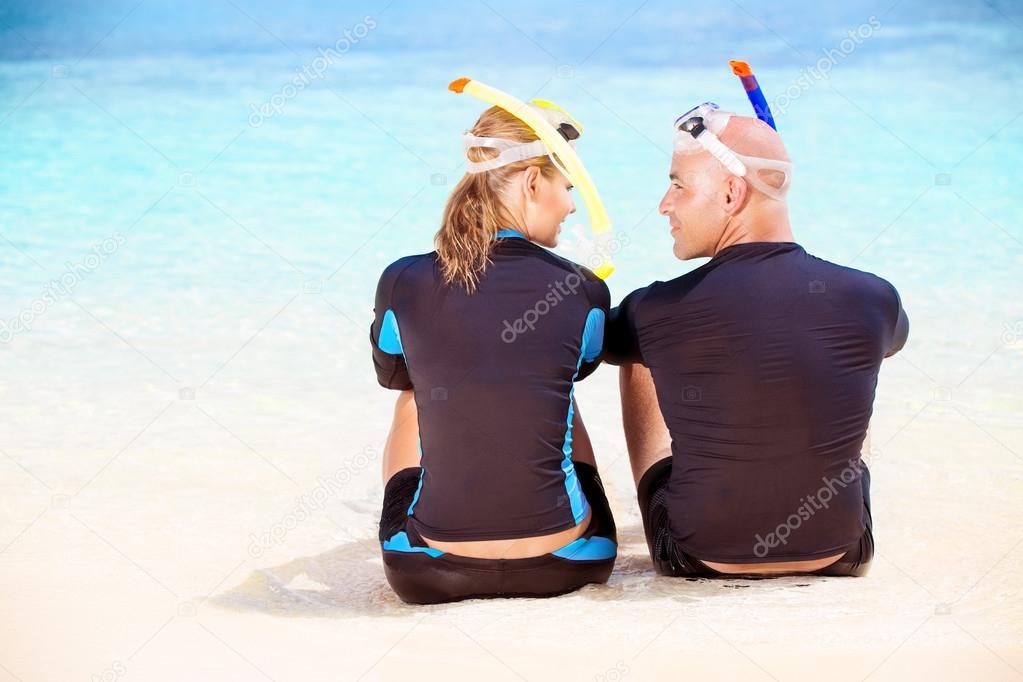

{"left": 603, "top": 286, "right": 649, "bottom": 366}
{"left": 619, "top": 364, "right": 672, "bottom": 487}
{"left": 886, "top": 306, "right": 909, "bottom": 358}
{"left": 885, "top": 286, "right": 909, "bottom": 358}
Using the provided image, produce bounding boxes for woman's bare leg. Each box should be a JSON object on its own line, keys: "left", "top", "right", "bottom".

{"left": 382, "top": 389, "right": 422, "bottom": 484}
{"left": 619, "top": 364, "right": 672, "bottom": 486}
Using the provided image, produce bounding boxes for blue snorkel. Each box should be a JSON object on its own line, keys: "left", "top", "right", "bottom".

{"left": 729, "top": 60, "right": 777, "bottom": 130}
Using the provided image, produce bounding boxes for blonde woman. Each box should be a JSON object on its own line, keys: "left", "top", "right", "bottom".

{"left": 370, "top": 103, "right": 616, "bottom": 604}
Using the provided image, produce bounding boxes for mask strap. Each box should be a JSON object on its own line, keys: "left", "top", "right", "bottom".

{"left": 463, "top": 133, "right": 547, "bottom": 173}
{"left": 735, "top": 153, "right": 792, "bottom": 200}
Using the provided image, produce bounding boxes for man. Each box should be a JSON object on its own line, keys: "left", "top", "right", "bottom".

{"left": 606, "top": 104, "right": 908, "bottom": 577}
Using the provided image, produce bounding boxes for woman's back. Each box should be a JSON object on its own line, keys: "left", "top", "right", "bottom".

{"left": 372, "top": 230, "right": 610, "bottom": 542}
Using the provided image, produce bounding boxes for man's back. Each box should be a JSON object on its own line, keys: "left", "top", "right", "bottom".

{"left": 608, "top": 241, "right": 905, "bottom": 562}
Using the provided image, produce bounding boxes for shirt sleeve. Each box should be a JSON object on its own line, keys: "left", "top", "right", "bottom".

{"left": 575, "top": 276, "right": 612, "bottom": 382}
{"left": 603, "top": 285, "right": 649, "bottom": 366}
{"left": 885, "top": 283, "right": 909, "bottom": 358}
{"left": 369, "top": 260, "right": 413, "bottom": 390}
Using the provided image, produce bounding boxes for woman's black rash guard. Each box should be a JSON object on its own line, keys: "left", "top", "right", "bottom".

{"left": 606, "top": 242, "right": 908, "bottom": 563}
{"left": 370, "top": 230, "right": 611, "bottom": 542}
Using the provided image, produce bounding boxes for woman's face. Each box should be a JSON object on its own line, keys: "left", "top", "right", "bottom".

{"left": 522, "top": 168, "right": 576, "bottom": 248}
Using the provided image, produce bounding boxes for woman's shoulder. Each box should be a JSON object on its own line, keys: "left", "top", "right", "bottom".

{"left": 378, "top": 251, "right": 438, "bottom": 281}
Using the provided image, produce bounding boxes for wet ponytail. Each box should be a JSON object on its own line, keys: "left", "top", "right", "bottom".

{"left": 435, "top": 106, "right": 558, "bottom": 293}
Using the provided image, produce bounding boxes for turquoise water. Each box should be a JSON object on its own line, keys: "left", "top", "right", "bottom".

{"left": 1, "top": 0, "right": 1021, "bottom": 417}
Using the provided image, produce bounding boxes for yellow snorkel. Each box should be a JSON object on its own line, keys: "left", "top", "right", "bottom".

{"left": 449, "top": 77, "right": 614, "bottom": 279}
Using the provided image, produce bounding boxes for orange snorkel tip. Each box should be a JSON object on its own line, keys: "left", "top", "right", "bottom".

{"left": 448, "top": 77, "right": 471, "bottom": 93}
{"left": 729, "top": 60, "right": 753, "bottom": 77}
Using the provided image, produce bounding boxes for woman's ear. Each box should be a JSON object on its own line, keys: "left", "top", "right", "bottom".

{"left": 522, "top": 165, "right": 541, "bottom": 202}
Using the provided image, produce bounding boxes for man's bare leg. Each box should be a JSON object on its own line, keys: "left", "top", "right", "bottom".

{"left": 382, "top": 389, "right": 421, "bottom": 484}
{"left": 619, "top": 364, "right": 672, "bottom": 486}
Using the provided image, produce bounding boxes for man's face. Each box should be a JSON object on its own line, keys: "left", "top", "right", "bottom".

{"left": 658, "top": 152, "right": 728, "bottom": 260}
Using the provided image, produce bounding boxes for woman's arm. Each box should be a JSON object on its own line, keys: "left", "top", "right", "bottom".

{"left": 382, "top": 389, "right": 421, "bottom": 484}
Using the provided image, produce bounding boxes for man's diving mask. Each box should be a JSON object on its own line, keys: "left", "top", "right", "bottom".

{"left": 674, "top": 102, "right": 792, "bottom": 201}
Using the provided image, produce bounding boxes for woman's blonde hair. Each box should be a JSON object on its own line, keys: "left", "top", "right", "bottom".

{"left": 436, "top": 106, "right": 561, "bottom": 293}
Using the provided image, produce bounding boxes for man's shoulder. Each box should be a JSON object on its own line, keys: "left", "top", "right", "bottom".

{"left": 625, "top": 268, "right": 707, "bottom": 311}
{"left": 803, "top": 252, "right": 899, "bottom": 300}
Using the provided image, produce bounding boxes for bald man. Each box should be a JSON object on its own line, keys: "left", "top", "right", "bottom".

{"left": 606, "top": 110, "right": 909, "bottom": 577}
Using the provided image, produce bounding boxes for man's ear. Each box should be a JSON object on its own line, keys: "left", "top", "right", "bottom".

{"left": 722, "top": 175, "right": 749, "bottom": 215}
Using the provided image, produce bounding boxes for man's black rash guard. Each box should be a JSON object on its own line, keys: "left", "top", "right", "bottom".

{"left": 370, "top": 230, "right": 611, "bottom": 542}
{"left": 606, "top": 242, "right": 907, "bottom": 563}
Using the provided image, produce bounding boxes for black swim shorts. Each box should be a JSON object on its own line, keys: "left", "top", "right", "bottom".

{"left": 637, "top": 457, "right": 874, "bottom": 578}
{"left": 379, "top": 461, "right": 617, "bottom": 604}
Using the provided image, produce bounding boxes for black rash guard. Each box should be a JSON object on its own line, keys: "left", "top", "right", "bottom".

{"left": 606, "top": 242, "right": 908, "bottom": 563}
{"left": 370, "top": 229, "right": 610, "bottom": 542}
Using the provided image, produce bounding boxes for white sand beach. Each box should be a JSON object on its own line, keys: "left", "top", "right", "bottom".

{"left": 2, "top": 306, "right": 1021, "bottom": 680}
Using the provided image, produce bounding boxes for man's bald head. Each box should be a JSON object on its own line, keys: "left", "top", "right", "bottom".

{"left": 659, "top": 113, "right": 795, "bottom": 260}
{"left": 718, "top": 115, "right": 790, "bottom": 197}
{"left": 718, "top": 115, "right": 789, "bottom": 162}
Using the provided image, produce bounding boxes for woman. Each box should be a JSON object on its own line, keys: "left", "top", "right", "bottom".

{"left": 370, "top": 102, "right": 617, "bottom": 604}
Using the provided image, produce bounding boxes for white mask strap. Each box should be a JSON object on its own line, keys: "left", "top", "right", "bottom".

{"left": 734, "top": 153, "right": 792, "bottom": 201}
{"left": 463, "top": 133, "right": 548, "bottom": 173}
